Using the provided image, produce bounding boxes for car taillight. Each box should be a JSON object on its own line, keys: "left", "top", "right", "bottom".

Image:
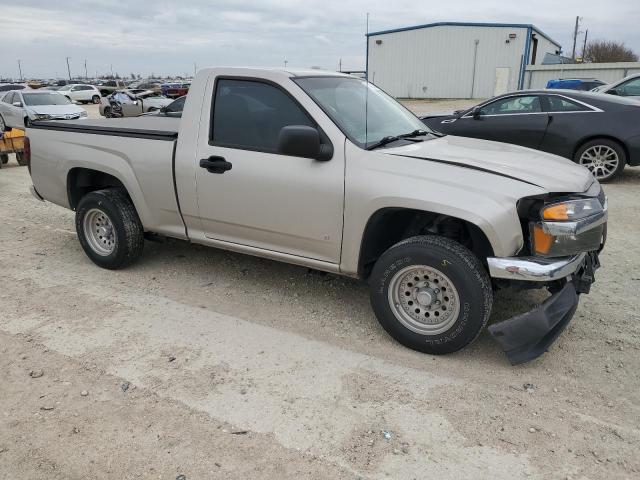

{"left": 23, "top": 136, "right": 31, "bottom": 174}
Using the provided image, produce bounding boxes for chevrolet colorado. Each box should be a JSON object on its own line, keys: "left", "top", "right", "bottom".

{"left": 25, "top": 68, "right": 607, "bottom": 364}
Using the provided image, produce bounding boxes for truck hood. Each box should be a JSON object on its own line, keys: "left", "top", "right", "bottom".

{"left": 382, "top": 135, "right": 594, "bottom": 193}
{"left": 27, "top": 104, "right": 86, "bottom": 117}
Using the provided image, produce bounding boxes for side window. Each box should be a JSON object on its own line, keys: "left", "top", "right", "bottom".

{"left": 211, "top": 79, "right": 315, "bottom": 152}
{"left": 617, "top": 78, "right": 640, "bottom": 96}
{"left": 479, "top": 96, "right": 542, "bottom": 115}
{"left": 545, "top": 96, "right": 590, "bottom": 112}
{"left": 4, "top": 92, "right": 14, "bottom": 104}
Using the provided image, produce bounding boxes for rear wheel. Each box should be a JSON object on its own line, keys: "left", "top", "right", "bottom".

{"left": 1, "top": 154, "right": 8, "bottom": 164}
{"left": 75, "top": 189, "right": 144, "bottom": 269}
{"left": 369, "top": 235, "right": 493, "bottom": 355}
{"left": 574, "top": 138, "right": 626, "bottom": 182}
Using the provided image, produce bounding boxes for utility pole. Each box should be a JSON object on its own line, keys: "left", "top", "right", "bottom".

{"left": 365, "top": 12, "right": 370, "bottom": 81}
{"left": 84, "top": 59, "right": 88, "bottom": 79}
{"left": 110, "top": 64, "right": 114, "bottom": 77}
{"left": 193, "top": 62, "right": 197, "bottom": 77}
{"left": 581, "top": 29, "right": 589, "bottom": 63}
{"left": 284, "top": 59, "right": 288, "bottom": 68}
{"left": 339, "top": 58, "right": 342, "bottom": 72}
{"left": 571, "top": 16, "right": 582, "bottom": 61}
{"left": 66, "top": 56, "right": 72, "bottom": 80}
{"left": 17, "top": 59, "right": 23, "bottom": 82}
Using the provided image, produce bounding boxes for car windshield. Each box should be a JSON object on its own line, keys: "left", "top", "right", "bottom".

{"left": 23, "top": 93, "right": 71, "bottom": 106}
{"left": 295, "top": 76, "right": 432, "bottom": 148}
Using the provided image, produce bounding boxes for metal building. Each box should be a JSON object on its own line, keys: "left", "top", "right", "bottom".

{"left": 366, "top": 22, "right": 562, "bottom": 99}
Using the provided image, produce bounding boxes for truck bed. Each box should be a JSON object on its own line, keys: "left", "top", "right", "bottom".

{"left": 30, "top": 116, "right": 180, "bottom": 140}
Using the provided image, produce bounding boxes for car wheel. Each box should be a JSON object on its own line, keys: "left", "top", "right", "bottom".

{"left": 369, "top": 235, "right": 493, "bottom": 355}
{"left": 0, "top": 154, "right": 7, "bottom": 166}
{"left": 0, "top": 115, "right": 8, "bottom": 132}
{"left": 574, "top": 138, "right": 626, "bottom": 182}
{"left": 92, "top": 95, "right": 101, "bottom": 104}
{"left": 15, "top": 152, "right": 28, "bottom": 166}
{"left": 24, "top": 117, "right": 31, "bottom": 127}
{"left": 103, "top": 107, "right": 112, "bottom": 118}
{"left": 75, "top": 189, "right": 144, "bottom": 269}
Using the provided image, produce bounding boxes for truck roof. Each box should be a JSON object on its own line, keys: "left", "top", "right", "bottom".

{"left": 197, "top": 67, "right": 353, "bottom": 78}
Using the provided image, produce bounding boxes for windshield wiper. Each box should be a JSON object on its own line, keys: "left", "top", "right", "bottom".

{"left": 399, "top": 129, "right": 429, "bottom": 138}
{"left": 366, "top": 135, "right": 402, "bottom": 150}
{"left": 366, "top": 130, "right": 431, "bottom": 150}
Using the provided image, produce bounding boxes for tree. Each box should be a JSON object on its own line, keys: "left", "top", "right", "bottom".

{"left": 583, "top": 40, "right": 638, "bottom": 63}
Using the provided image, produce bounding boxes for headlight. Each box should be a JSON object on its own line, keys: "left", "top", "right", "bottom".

{"left": 541, "top": 198, "right": 602, "bottom": 221}
{"left": 34, "top": 114, "right": 51, "bottom": 120}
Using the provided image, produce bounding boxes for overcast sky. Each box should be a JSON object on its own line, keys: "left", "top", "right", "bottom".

{"left": 2, "top": 0, "right": 639, "bottom": 79}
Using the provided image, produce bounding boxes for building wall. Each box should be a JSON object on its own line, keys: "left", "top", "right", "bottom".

{"left": 367, "top": 25, "right": 559, "bottom": 99}
{"left": 525, "top": 62, "right": 640, "bottom": 88}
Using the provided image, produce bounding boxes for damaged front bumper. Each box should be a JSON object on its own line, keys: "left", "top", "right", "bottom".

{"left": 486, "top": 251, "right": 600, "bottom": 364}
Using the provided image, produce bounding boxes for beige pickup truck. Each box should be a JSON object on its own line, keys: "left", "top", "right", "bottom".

{"left": 25, "top": 68, "right": 607, "bottom": 364}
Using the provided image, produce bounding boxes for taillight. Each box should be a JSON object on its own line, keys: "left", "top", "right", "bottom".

{"left": 23, "top": 136, "right": 31, "bottom": 174}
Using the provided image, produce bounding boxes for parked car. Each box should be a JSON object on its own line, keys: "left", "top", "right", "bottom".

{"left": 57, "top": 84, "right": 102, "bottom": 104}
{"left": 594, "top": 73, "right": 640, "bottom": 100}
{"left": 146, "top": 95, "right": 185, "bottom": 118}
{"left": 421, "top": 90, "right": 640, "bottom": 182}
{"left": 0, "top": 90, "right": 87, "bottom": 129}
{"left": 546, "top": 78, "right": 606, "bottom": 91}
{"left": 0, "top": 83, "right": 27, "bottom": 92}
{"left": 96, "top": 80, "right": 127, "bottom": 96}
{"left": 161, "top": 82, "right": 190, "bottom": 98}
{"left": 26, "top": 68, "right": 607, "bottom": 364}
{"left": 99, "top": 89, "right": 173, "bottom": 117}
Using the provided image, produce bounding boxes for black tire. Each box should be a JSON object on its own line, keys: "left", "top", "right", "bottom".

{"left": 0, "top": 114, "right": 8, "bottom": 132}
{"left": 369, "top": 235, "right": 493, "bottom": 355}
{"left": 75, "top": 189, "right": 144, "bottom": 269}
{"left": 15, "top": 152, "right": 27, "bottom": 166}
{"left": 574, "top": 138, "right": 626, "bottom": 182}
{"left": 103, "top": 107, "right": 112, "bottom": 118}
{"left": 24, "top": 117, "right": 31, "bottom": 128}
{"left": 0, "top": 154, "right": 8, "bottom": 165}
{"left": 92, "top": 95, "right": 101, "bottom": 104}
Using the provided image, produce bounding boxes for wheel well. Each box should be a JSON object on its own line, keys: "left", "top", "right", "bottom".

{"left": 67, "top": 168, "right": 127, "bottom": 210}
{"left": 573, "top": 136, "right": 630, "bottom": 164}
{"left": 358, "top": 208, "right": 494, "bottom": 279}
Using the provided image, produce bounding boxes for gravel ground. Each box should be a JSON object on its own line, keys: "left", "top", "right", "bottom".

{"left": 1, "top": 105, "right": 639, "bottom": 479}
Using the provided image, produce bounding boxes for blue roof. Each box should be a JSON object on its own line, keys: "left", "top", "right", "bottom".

{"left": 366, "top": 21, "right": 561, "bottom": 49}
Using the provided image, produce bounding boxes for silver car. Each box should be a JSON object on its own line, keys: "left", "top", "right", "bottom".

{"left": 0, "top": 90, "right": 87, "bottom": 130}
{"left": 99, "top": 89, "right": 173, "bottom": 117}
{"left": 593, "top": 73, "right": 640, "bottom": 100}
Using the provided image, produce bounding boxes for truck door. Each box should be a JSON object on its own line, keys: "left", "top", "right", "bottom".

{"left": 193, "top": 77, "right": 345, "bottom": 264}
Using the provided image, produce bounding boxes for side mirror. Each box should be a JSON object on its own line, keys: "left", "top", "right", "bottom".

{"left": 13, "top": 102, "right": 23, "bottom": 108}
{"left": 277, "top": 125, "right": 333, "bottom": 161}
{"left": 471, "top": 106, "right": 482, "bottom": 119}
{"left": 607, "top": 88, "right": 619, "bottom": 96}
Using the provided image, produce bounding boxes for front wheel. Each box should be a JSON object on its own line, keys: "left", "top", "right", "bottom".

{"left": 75, "top": 189, "right": 144, "bottom": 269}
{"left": 92, "top": 95, "right": 101, "bottom": 104}
{"left": 574, "top": 138, "right": 626, "bottom": 182}
{"left": 1, "top": 153, "right": 8, "bottom": 165}
{"left": 369, "top": 235, "right": 493, "bottom": 355}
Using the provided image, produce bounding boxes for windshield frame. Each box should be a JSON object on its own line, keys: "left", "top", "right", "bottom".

{"left": 292, "top": 75, "right": 435, "bottom": 150}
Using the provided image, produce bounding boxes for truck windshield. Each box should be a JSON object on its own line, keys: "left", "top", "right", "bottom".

{"left": 23, "top": 93, "right": 71, "bottom": 106}
{"left": 294, "top": 76, "right": 433, "bottom": 149}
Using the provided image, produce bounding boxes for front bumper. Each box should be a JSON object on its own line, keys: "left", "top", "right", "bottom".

{"left": 487, "top": 250, "right": 600, "bottom": 364}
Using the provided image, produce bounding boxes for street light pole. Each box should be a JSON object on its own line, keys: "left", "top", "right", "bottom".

{"left": 18, "top": 59, "right": 23, "bottom": 82}
{"left": 84, "top": 59, "right": 88, "bottom": 80}
{"left": 66, "top": 56, "right": 72, "bottom": 81}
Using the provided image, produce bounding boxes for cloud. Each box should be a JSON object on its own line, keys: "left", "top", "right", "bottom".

{"left": 1, "top": 0, "right": 639, "bottom": 78}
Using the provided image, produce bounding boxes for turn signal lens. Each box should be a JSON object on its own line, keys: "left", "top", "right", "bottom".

{"left": 532, "top": 225, "right": 554, "bottom": 255}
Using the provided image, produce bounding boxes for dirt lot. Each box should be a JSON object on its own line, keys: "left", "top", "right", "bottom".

{"left": 1, "top": 105, "right": 639, "bottom": 479}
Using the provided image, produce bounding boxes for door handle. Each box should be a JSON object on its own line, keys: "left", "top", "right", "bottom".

{"left": 199, "top": 156, "right": 232, "bottom": 174}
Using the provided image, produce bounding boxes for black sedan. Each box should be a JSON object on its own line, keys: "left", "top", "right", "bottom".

{"left": 421, "top": 90, "right": 640, "bottom": 182}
